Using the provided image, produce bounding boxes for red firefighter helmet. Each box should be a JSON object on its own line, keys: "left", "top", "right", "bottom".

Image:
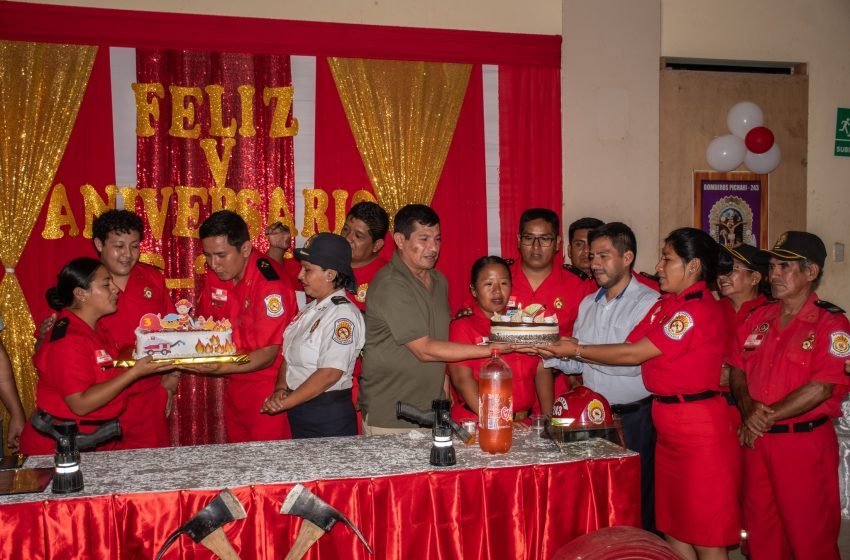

{"left": 551, "top": 386, "right": 614, "bottom": 428}
{"left": 548, "top": 386, "right": 622, "bottom": 446}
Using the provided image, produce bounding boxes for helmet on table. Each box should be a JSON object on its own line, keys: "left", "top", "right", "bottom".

{"left": 548, "top": 386, "right": 623, "bottom": 446}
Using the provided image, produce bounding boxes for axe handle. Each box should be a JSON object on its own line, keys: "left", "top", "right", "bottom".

{"left": 285, "top": 519, "right": 326, "bottom": 560}
{"left": 200, "top": 527, "right": 241, "bottom": 560}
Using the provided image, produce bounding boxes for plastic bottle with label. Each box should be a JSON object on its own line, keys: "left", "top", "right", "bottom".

{"left": 478, "top": 348, "right": 513, "bottom": 454}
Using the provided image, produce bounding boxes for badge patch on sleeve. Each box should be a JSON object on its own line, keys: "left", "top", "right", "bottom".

{"left": 663, "top": 311, "right": 694, "bottom": 340}
{"left": 264, "top": 294, "right": 284, "bottom": 318}
{"left": 829, "top": 331, "right": 850, "bottom": 358}
{"left": 333, "top": 318, "right": 354, "bottom": 345}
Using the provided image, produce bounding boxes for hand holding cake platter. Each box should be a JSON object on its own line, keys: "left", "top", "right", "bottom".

{"left": 488, "top": 303, "right": 559, "bottom": 345}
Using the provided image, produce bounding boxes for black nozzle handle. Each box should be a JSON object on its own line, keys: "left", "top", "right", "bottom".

{"left": 76, "top": 419, "right": 122, "bottom": 450}
{"left": 396, "top": 402, "right": 436, "bottom": 427}
{"left": 30, "top": 410, "right": 61, "bottom": 440}
{"left": 439, "top": 411, "right": 472, "bottom": 443}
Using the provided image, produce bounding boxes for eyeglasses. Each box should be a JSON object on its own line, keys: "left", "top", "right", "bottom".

{"left": 519, "top": 235, "right": 556, "bottom": 247}
{"left": 720, "top": 265, "right": 755, "bottom": 276}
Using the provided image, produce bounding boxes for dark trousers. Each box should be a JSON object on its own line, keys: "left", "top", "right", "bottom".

{"left": 288, "top": 389, "right": 358, "bottom": 439}
{"left": 619, "top": 398, "right": 657, "bottom": 533}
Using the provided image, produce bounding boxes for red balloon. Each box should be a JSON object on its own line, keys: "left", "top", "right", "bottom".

{"left": 745, "top": 126, "right": 775, "bottom": 154}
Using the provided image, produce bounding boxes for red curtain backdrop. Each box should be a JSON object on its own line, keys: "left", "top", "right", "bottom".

{"left": 134, "top": 50, "right": 295, "bottom": 445}
{"left": 498, "top": 66, "right": 563, "bottom": 262}
{"left": 15, "top": 46, "right": 114, "bottom": 327}
{"left": 0, "top": 457, "right": 640, "bottom": 559}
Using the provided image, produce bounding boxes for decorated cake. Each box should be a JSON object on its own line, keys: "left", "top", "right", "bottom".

{"left": 133, "top": 306, "right": 236, "bottom": 360}
{"left": 489, "top": 303, "right": 559, "bottom": 344}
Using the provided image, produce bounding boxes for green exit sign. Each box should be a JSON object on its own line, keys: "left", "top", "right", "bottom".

{"left": 836, "top": 108, "right": 850, "bottom": 157}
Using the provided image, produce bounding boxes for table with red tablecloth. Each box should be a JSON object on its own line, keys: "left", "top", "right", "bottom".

{"left": 0, "top": 431, "right": 639, "bottom": 559}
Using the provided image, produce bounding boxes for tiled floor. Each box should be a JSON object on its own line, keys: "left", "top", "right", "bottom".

{"left": 728, "top": 519, "right": 850, "bottom": 558}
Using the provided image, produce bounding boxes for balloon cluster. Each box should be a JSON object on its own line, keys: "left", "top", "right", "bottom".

{"left": 706, "top": 101, "right": 781, "bottom": 174}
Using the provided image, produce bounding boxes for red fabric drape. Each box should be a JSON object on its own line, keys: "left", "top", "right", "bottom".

{"left": 498, "top": 66, "right": 563, "bottom": 262}
{"left": 0, "top": 456, "right": 640, "bottom": 559}
{"left": 15, "top": 47, "right": 114, "bottom": 326}
{"left": 315, "top": 61, "right": 487, "bottom": 312}
{"left": 0, "top": 2, "right": 561, "bottom": 68}
{"left": 134, "top": 50, "right": 295, "bottom": 445}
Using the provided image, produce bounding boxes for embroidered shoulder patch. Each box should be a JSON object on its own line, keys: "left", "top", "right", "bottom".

{"left": 264, "top": 294, "right": 284, "bottom": 318}
{"left": 829, "top": 331, "right": 850, "bottom": 358}
{"left": 663, "top": 311, "right": 694, "bottom": 340}
{"left": 332, "top": 318, "right": 354, "bottom": 345}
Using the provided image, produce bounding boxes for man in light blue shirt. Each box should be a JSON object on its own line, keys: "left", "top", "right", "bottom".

{"left": 545, "top": 222, "right": 659, "bottom": 532}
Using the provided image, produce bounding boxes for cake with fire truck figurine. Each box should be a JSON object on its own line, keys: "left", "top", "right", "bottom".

{"left": 133, "top": 300, "right": 236, "bottom": 360}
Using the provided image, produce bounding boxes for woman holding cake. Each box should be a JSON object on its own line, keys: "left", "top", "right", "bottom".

{"left": 261, "top": 233, "right": 365, "bottom": 438}
{"left": 20, "top": 258, "right": 174, "bottom": 455}
{"left": 530, "top": 228, "right": 740, "bottom": 560}
{"left": 447, "top": 256, "right": 554, "bottom": 424}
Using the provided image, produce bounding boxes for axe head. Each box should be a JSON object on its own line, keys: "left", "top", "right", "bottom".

{"left": 281, "top": 484, "right": 373, "bottom": 554}
{"left": 156, "top": 489, "right": 247, "bottom": 560}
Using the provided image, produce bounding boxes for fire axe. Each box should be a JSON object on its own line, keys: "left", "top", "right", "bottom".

{"left": 155, "top": 488, "right": 247, "bottom": 560}
{"left": 281, "top": 483, "right": 373, "bottom": 559}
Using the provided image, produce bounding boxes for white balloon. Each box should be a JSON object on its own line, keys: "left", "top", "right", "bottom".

{"left": 727, "top": 101, "right": 764, "bottom": 138}
{"left": 706, "top": 134, "right": 746, "bottom": 172}
{"left": 745, "top": 143, "right": 781, "bottom": 174}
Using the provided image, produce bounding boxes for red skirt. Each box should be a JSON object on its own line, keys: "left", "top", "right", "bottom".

{"left": 652, "top": 397, "right": 741, "bottom": 546}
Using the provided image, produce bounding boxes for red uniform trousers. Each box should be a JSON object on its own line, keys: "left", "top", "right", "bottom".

{"left": 225, "top": 375, "right": 291, "bottom": 443}
{"left": 743, "top": 422, "right": 841, "bottom": 560}
{"left": 114, "top": 380, "right": 170, "bottom": 450}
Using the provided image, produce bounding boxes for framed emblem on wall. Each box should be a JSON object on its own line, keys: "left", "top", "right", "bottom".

{"left": 694, "top": 171, "right": 768, "bottom": 249}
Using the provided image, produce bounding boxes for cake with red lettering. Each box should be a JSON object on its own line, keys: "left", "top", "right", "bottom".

{"left": 489, "top": 303, "right": 559, "bottom": 344}
{"left": 133, "top": 312, "right": 236, "bottom": 359}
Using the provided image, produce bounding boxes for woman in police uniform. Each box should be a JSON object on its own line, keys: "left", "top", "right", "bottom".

{"left": 262, "top": 233, "right": 364, "bottom": 438}
{"left": 534, "top": 228, "right": 740, "bottom": 560}
{"left": 19, "top": 258, "right": 173, "bottom": 455}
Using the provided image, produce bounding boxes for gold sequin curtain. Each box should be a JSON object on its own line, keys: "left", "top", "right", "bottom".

{"left": 0, "top": 41, "right": 97, "bottom": 442}
{"left": 327, "top": 58, "right": 471, "bottom": 220}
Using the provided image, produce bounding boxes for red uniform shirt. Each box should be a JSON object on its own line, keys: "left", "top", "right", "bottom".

{"left": 719, "top": 294, "right": 769, "bottom": 344}
{"left": 21, "top": 311, "right": 126, "bottom": 455}
{"left": 509, "top": 261, "right": 593, "bottom": 336}
{"left": 198, "top": 251, "right": 296, "bottom": 382}
{"left": 99, "top": 263, "right": 174, "bottom": 396}
{"left": 727, "top": 292, "right": 850, "bottom": 423}
{"left": 351, "top": 256, "right": 388, "bottom": 312}
{"left": 448, "top": 306, "right": 542, "bottom": 418}
{"left": 627, "top": 281, "right": 725, "bottom": 395}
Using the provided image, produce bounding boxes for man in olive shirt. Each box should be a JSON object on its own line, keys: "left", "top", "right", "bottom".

{"left": 359, "top": 204, "right": 495, "bottom": 433}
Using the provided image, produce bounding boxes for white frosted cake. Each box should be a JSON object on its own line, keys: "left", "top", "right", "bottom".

{"left": 489, "top": 304, "right": 559, "bottom": 344}
{"left": 133, "top": 312, "right": 236, "bottom": 359}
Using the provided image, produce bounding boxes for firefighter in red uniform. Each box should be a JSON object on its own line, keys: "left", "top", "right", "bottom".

{"left": 533, "top": 228, "right": 740, "bottom": 560}
{"left": 729, "top": 231, "right": 849, "bottom": 560}
{"left": 186, "top": 211, "right": 297, "bottom": 443}
{"left": 20, "top": 258, "right": 173, "bottom": 455}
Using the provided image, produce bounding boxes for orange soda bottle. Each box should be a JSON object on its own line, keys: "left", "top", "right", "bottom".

{"left": 478, "top": 348, "right": 513, "bottom": 454}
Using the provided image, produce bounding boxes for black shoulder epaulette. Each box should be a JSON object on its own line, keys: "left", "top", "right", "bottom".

{"left": 50, "top": 317, "right": 69, "bottom": 342}
{"left": 562, "top": 263, "right": 589, "bottom": 281}
{"left": 256, "top": 258, "right": 280, "bottom": 281}
{"left": 685, "top": 291, "right": 703, "bottom": 301}
{"left": 331, "top": 296, "right": 350, "bottom": 305}
{"left": 639, "top": 271, "right": 660, "bottom": 283}
{"left": 816, "top": 300, "right": 846, "bottom": 314}
{"left": 504, "top": 258, "right": 515, "bottom": 266}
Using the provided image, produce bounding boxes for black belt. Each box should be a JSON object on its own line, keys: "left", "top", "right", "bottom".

{"left": 40, "top": 409, "right": 114, "bottom": 427}
{"left": 611, "top": 396, "right": 653, "bottom": 415}
{"left": 720, "top": 391, "right": 736, "bottom": 406}
{"left": 654, "top": 390, "right": 719, "bottom": 404}
{"left": 767, "top": 416, "right": 829, "bottom": 434}
{"left": 307, "top": 388, "right": 352, "bottom": 406}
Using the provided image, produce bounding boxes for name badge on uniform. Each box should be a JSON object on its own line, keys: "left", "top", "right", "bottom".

{"left": 507, "top": 295, "right": 517, "bottom": 309}
{"left": 744, "top": 333, "right": 764, "bottom": 349}
{"left": 212, "top": 288, "right": 228, "bottom": 302}
{"left": 95, "top": 349, "right": 113, "bottom": 365}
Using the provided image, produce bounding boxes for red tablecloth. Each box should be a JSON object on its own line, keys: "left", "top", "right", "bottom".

{"left": 0, "top": 456, "right": 638, "bottom": 559}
